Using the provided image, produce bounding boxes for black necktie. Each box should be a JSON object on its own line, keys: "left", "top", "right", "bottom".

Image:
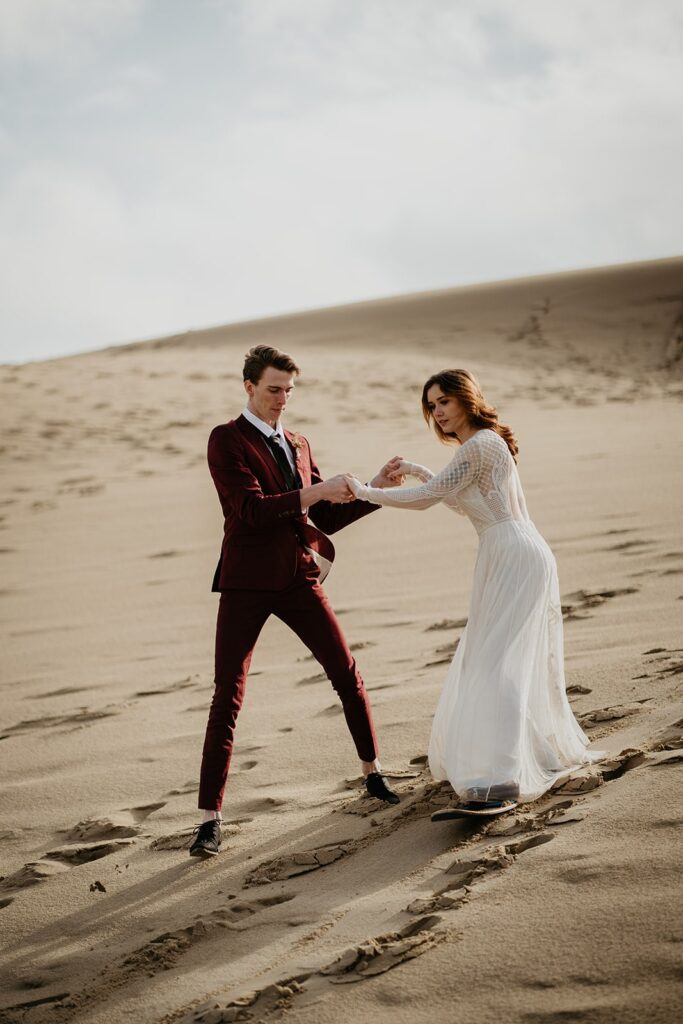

{"left": 265, "top": 433, "right": 299, "bottom": 490}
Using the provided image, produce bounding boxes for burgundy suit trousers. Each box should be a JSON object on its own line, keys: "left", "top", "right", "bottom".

{"left": 198, "top": 558, "right": 379, "bottom": 811}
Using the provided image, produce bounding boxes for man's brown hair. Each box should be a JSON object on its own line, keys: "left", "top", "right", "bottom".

{"left": 242, "top": 345, "right": 301, "bottom": 384}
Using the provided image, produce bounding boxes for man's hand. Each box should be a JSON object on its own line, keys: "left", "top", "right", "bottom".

{"left": 369, "top": 455, "right": 405, "bottom": 489}
{"left": 317, "top": 474, "right": 355, "bottom": 503}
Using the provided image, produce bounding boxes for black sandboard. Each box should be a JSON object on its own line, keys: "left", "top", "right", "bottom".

{"left": 431, "top": 802, "right": 518, "bottom": 821}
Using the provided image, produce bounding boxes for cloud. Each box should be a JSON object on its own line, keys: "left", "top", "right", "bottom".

{"left": 0, "top": 0, "right": 144, "bottom": 65}
{"left": 74, "top": 65, "right": 162, "bottom": 113}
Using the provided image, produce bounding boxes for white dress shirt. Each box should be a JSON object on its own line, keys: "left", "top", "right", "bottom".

{"left": 242, "top": 407, "right": 297, "bottom": 475}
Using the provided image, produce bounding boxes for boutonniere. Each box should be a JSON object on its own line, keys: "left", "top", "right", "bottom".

{"left": 290, "top": 433, "right": 305, "bottom": 464}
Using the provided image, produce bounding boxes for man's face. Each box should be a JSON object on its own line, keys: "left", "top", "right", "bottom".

{"left": 244, "top": 366, "right": 295, "bottom": 427}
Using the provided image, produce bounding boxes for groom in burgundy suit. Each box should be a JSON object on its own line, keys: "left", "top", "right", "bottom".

{"left": 191, "top": 344, "right": 403, "bottom": 857}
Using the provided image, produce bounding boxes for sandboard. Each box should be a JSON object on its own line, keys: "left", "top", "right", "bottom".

{"left": 431, "top": 801, "right": 518, "bottom": 822}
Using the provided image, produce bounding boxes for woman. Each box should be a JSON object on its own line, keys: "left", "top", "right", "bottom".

{"left": 348, "top": 369, "right": 599, "bottom": 815}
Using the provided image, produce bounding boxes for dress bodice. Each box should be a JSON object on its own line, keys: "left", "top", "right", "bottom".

{"left": 355, "top": 429, "right": 530, "bottom": 536}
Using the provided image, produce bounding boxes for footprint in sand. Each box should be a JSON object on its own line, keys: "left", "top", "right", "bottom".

{"left": 577, "top": 699, "right": 652, "bottom": 729}
{"left": 656, "top": 716, "right": 683, "bottom": 750}
{"left": 320, "top": 915, "right": 445, "bottom": 983}
{"left": 0, "top": 705, "right": 124, "bottom": 739}
{"left": 58, "top": 478, "right": 106, "bottom": 498}
{"left": 65, "top": 802, "right": 166, "bottom": 841}
{"left": 557, "top": 864, "right": 604, "bottom": 885}
{"left": 651, "top": 650, "right": 683, "bottom": 678}
{"left": 442, "top": 848, "right": 515, "bottom": 890}
{"left": 0, "top": 818, "right": 146, "bottom": 890}
{"left": 551, "top": 745, "right": 659, "bottom": 792}
{"left": 0, "top": 860, "right": 70, "bottom": 893}
{"left": 552, "top": 769, "right": 604, "bottom": 795}
{"left": 135, "top": 675, "right": 198, "bottom": 698}
{"left": 318, "top": 703, "right": 343, "bottom": 717}
{"left": 407, "top": 825, "right": 560, "bottom": 917}
{"left": 44, "top": 839, "right": 137, "bottom": 865}
{"left": 406, "top": 889, "right": 469, "bottom": 914}
{"left": 165, "top": 778, "right": 200, "bottom": 794}
{"left": 245, "top": 839, "right": 355, "bottom": 886}
{"left": 119, "top": 892, "right": 297, "bottom": 981}
{"left": 26, "top": 686, "right": 91, "bottom": 701}
{"left": 234, "top": 794, "right": 289, "bottom": 817}
{"left": 296, "top": 671, "right": 327, "bottom": 687}
{"left": 485, "top": 798, "right": 583, "bottom": 838}
{"left": 425, "top": 618, "right": 468, "bottom": 632}
{"left": 187, "top": 907, "right": 445, "bottom": 1016}
{"left": 187, "top": 975, "right": 308, "bottom": 1024}
{"left": 561, "top": 586, "right": 638, "bottom": 621}
{"left": 604, "top": 538, "right": 655, "bottom": 554}
{"left": 425, "top": 639, "right": 459, "bottom": 667}
{"left": 208, "top": 892, "right": 296, "bottom": 925}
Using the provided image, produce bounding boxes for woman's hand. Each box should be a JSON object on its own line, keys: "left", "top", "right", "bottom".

{"left": 344, "top": 474, "right": 366, "bottom": 499}
{"left": 368, "top": 456, "right": 406, "bottom": 488}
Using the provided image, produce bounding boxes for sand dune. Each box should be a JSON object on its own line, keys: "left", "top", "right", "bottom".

{"left": 1, "top": 257, "right": 682, "bottom": 1024}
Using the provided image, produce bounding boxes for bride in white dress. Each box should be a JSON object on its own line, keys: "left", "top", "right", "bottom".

{"left": 348, "top": 369, "right": 598, "bottom": 812}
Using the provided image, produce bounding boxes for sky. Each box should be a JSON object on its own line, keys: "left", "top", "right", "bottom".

{"left": 1, "top": 0, "right": 681, "bottom": 363}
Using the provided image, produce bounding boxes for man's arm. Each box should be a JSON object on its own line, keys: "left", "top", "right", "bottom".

{"left": 208, "top": 426, "right": 352, "bottom": 528}
{"left": 305, "top": 449, "right": 398, "bottom": 535}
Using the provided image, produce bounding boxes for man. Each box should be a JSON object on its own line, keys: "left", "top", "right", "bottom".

{"left": 190, "top": 344, "right": 404, "bottom": 857}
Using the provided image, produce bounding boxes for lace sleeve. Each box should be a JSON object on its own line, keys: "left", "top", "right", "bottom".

{"left": 400, "top": 460, "right": 435, "bottom": 483}
{"left": 351, "top": 444, "right": 480, "bottom": 510}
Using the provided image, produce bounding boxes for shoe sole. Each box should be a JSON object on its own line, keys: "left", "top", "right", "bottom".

{"left": 189, "top": 846, "right": 221, "bottom": 858}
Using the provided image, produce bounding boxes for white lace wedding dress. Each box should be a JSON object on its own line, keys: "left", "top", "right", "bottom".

{"left": 352, "top": 429, "right": 598, "bottom": 803}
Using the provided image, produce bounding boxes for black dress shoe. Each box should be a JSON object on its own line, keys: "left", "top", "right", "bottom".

{"left": 189, "top": 819, "right": 222, "bottom": 858}
{"left": 365, "top": 772, "right": 400, "bottom": 804}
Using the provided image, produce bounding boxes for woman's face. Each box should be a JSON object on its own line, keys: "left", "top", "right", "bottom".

{"left": 426, "top": 384, "right": 469, "bottom": 436}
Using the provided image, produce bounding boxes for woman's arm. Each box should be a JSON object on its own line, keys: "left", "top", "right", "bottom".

{"left": 399, "top": 460, "right": 435, "bottom": 483}
{"left": 348, "top": 445, "right": 479, "bottom": 510}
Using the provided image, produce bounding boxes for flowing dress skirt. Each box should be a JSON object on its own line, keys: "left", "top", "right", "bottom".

{"left": 428, "top": 519, "right": 596, "bottom": 802}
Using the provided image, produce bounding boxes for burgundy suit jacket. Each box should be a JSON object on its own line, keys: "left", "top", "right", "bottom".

{"left": 208, "top": 415, "right": 379, "bottom": 591}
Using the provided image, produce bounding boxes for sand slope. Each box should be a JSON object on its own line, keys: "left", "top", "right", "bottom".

{"left": 1, "top": 257, "right": 682, "bottom": 1023}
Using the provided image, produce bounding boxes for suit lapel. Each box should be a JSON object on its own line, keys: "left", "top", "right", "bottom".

{"left": 232, "top": 417, "right": 334, "bottom": 577}
{"left": 237, "top": 416, "right": 304, "bottom": 491}
{"left": 283, "top": 429, "right": 304, "bottom": 488}
{"left": 236, "top": 415, "right": 288, "bottom": 490}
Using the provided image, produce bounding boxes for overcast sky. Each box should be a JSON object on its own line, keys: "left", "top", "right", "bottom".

{"left": 1, "top": 0, "right": 681, "bottom": 363}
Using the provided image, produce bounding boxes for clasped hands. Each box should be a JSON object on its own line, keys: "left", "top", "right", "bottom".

{"left": 321, "top": 456, "right": 406, "bottom": 504}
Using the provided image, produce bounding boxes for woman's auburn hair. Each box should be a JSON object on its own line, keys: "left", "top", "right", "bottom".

{"left": 421, "top": 369, "right": 519, "bottom": 461}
